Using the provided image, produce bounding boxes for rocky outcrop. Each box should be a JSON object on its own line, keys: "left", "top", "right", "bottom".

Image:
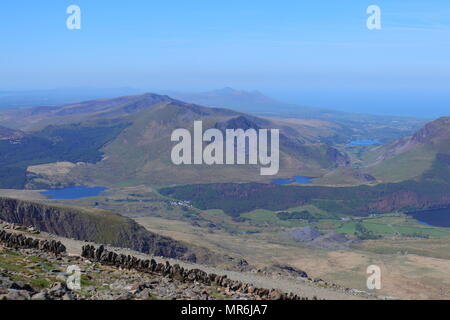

{"left": 81, "top": 244, "right": 304, "bottom": 300}
{"left": 275, "top": 265, "right": 309, "bottom": 278}
{"left": 0, "top": 230, "right": 66, "bottom": 255}
{"left": 411, "top": 117, "right": 450, "bottom": 145}
{"left": 288, "top": 226, "right": 321, "bottom": 242}
{"left": 366, "top": 191, "right": 430, "bottom": 213}
{"left": 287, "top": 226, "right": 357, "bottom": 250}
{"left": 326, "top": 146, "right": 350, "bottom": 167}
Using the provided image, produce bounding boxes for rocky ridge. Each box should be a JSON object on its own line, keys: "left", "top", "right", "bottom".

{"left": 0, "top": 197, "right": 230, "bottom": 266}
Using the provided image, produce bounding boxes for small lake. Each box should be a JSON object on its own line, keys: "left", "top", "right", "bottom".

{"left": 41, "top": 186, "right": 108, "bottom": 200}
{"left": 406, "top": 207, "right": 450, "bottom": 228}
{"left": 347, "top": 140, "right": 381, "bottom": 146}
{"left": 271, "top": 176, "right": 314, "bottom": 185}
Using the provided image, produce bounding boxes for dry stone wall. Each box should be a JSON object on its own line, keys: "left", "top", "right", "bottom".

{"left": 0, "top": 230, "right": 66, "bottom": 255}
{"left": 81, "top": 244, "right": 305, "bottom": 300}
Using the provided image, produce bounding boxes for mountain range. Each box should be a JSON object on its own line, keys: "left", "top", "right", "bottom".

{"left": 0, "top": 93, "right": 356, "bottom": 188}
{"left": 0, "top": 90, "right": 447, "bottom": 202}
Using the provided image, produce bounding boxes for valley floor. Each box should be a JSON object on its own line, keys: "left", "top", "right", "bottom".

{"left": 132, "top": 216, "right": 450, "bottom": 300}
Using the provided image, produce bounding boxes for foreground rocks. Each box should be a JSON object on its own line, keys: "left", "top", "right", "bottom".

{"left": 0, "top": 221, "right": 388, "bottom": 300}
{"left": 81, "top": 244, "right": 304, "bottom": 300}
{"left": 0, "top": 231, "right": 309, "bottom": 300}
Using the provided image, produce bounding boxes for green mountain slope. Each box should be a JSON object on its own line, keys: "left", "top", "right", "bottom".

{"left": 69, "top": 101, "right": 351, "bottom": 186}
{"left": 0, "top": 93, "right": 353, "bottom": 188}
{"left": 363, "top": 117, "right": 450, "bottom": 182}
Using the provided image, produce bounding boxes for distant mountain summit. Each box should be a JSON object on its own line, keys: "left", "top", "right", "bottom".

{"left": 207, "top": 87, "right": 269, "bottom": 98}
{"left": 171, "top": 87, "right": 287, "bottom": 113}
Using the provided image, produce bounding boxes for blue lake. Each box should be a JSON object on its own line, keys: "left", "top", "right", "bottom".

{"left": 41, "top": 186, "right": 108, "bottom": 200}
{"left": 347, "top": 140, "right": 381, "bottom": 146}
{"left": 271, "top": 176, "right": 314, "bottom": 185}
{"left": 406, "top": 207, "right": 450, "bottom": 228}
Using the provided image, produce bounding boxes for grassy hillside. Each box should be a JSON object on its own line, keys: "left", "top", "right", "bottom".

{"left": 363, "top": 117, "right": 450, "bottom": 182}
{"left": 68, "top": 101, "right": 351, "bottom": 186}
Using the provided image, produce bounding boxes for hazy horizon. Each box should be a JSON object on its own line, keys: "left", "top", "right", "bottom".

{"left": 1, "top": 0, "right": 449, "bottom": 118}
{"left": 0, "top": 86, "right": 447, "bottom": 119}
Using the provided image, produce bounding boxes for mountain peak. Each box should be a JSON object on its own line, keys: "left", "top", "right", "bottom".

{"left": 411, "top": 116, "right": 450, "bottom": 144}
{"left": 208, "top": 87, "right": 243, "bottom": 95}
{"left": 218, "top": 87, "right": 236, "bottom": 93}
{"left": 207, "top": 87, "right": 267, "bottom": 97}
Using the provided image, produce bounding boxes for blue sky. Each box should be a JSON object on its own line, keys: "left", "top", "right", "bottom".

{"left": 0, "top": 0, "right": 449, "bottom": 117}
